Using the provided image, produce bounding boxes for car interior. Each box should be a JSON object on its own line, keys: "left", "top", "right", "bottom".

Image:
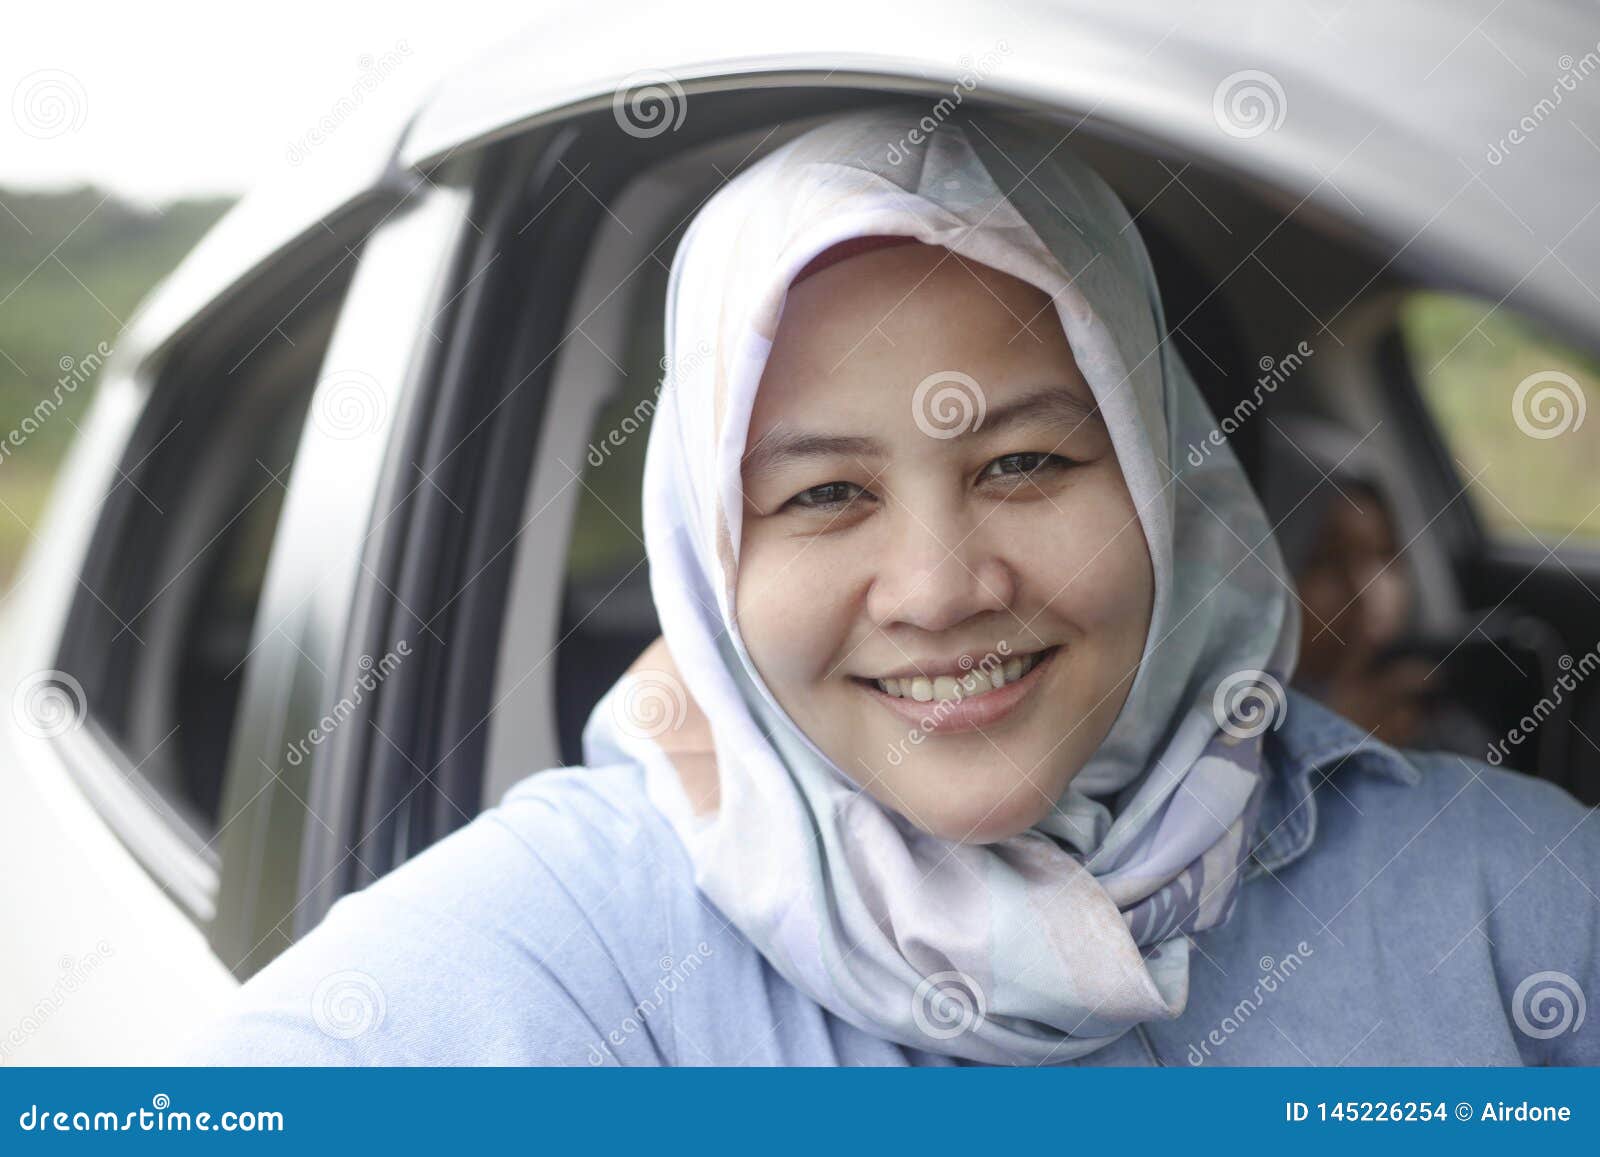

{"left": 484, "top": 97, "right": 1600, "bottom": 812}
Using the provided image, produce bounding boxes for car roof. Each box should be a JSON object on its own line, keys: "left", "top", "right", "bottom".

{"left": 126, "top": 0, "right": 1600, "bottom": 365}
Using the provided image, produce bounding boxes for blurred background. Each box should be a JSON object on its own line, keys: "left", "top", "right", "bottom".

{"left": 4, "top": 4, "right": 1598, "bottom": 592}
{"left": 0, "top": 1, "right": 538, "bottom": 584}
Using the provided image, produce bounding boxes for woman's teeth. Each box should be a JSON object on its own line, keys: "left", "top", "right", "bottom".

{"left": 873, "top": 650, "right": 1047, "bottom": 702}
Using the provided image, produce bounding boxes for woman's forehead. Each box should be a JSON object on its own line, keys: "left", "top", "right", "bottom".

{"left": 748, "top": 244, "right": 1091, "bottom": 438}
{"left": 768, "top": 244, "right": 1068, "bottom": 371}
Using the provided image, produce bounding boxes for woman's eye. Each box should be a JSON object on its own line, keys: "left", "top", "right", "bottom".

{"left": 980, "top": 451, "right": 1072, "bottom": 483}
{"left": 785, "top": 481, "right": 866, "bottom": 511}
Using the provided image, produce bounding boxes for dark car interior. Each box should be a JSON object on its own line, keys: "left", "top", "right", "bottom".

{"left": 502, "top": 97, "right": 1600, "bottom": 810}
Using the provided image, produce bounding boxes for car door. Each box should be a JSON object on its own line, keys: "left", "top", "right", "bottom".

{"left": 0, "top": 158, "right": 478, "bottom": 1060}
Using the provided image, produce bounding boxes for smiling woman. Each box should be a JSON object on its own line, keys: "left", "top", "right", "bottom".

{"left": 185, "top": 105, "right": 1600, "bottom": 1067}
{"left": 736, "top": 238, "right": 1153, "bottom": 843}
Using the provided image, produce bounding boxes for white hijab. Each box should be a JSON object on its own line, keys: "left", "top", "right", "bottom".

{"left": 584, "top": 105, "right": 1299, "bottom": 1064}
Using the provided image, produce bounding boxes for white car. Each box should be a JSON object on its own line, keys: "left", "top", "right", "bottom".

{"left": 3, "top": 0, "right": 1598, "bottom": 1063}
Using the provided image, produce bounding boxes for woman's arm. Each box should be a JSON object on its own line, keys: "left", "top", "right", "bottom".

{"left": 179, "top": 766, "right": 685, "bottom": 1066}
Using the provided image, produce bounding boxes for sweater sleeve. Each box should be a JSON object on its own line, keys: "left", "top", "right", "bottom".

{"left": 178, "top": 765, "right": 686, "bottom": 1066}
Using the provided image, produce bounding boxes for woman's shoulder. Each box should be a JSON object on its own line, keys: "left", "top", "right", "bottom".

{"left": 1326, "top": 743, "right": 1597, "bottom": 872}
{"left": 1274, "top": 691, "right": 1596, "bottom": 874}
{"left": 179, "top": 762, "right": 724, "bottom": 1065}
{"left": 1305, "top": 744, "right": 1597, "bottom": 1062}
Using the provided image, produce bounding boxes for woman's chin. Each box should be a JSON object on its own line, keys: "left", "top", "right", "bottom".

{"left": 871, "top": 764, "right": 1070, "bottom": 845}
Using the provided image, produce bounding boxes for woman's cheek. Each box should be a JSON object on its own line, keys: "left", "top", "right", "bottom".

{"left": 1025, "top": 481, "right": 1153, "bottom": 637}
{"left": 735, "top": 529, "right": 856, "bottom": 689}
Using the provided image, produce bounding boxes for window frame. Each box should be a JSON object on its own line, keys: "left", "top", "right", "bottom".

{"left": 50, "top": 197, "right": 392, "bottom": 926}
{"left": 202, "top": 172, "right": 483, "bottom": 978}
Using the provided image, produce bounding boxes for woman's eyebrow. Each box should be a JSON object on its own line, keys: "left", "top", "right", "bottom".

{"left": 978, "top": 385, "right": 1103, "bottom": 437}
{"left": 741, "top": 429, "right": 885, "bottom": 483}
{"left": 741, "top": 385, "right": 1101, "bottom": 481}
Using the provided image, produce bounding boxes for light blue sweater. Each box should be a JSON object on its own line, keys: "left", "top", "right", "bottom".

{"left": 185, "top": 693, "right": 1599, "bottom": 1065}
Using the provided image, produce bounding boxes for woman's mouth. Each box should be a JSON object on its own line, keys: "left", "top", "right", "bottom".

{"left": 852, "top": 646, "right": 1060, "bottom": 734}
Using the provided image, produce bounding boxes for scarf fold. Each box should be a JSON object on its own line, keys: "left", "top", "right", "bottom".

{"left": 583, "top": 105, "right": 1298, "bottom": 1064}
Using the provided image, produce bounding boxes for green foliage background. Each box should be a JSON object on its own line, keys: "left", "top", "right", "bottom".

{"left": 0, "top": 186, "right": 232, "bottom": 584}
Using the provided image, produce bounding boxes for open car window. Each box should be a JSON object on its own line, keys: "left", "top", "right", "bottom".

{"left": 1398, "top": 290, "right": 1600, "bottom": 550}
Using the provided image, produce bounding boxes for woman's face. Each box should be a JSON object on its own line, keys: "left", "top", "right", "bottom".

{"left": 735, "top": 243, "right": 1154, "bottom": 843}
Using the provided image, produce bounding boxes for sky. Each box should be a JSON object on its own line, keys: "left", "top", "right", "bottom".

{"left": 1, "top": 1, "right": 537, "bottom": 203}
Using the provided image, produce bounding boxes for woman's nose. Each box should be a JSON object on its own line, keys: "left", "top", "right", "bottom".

{"left": 865, "top": 512, "right": 1017, "bottom": 633}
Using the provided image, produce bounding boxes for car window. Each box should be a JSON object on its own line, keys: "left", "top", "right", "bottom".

{"left": 1399, "top": 290, "right": 1600, "bottom": 549}
{"left": 57, "top": 261, "right": 352, "bottom": 848}
{"left": 554, "top": 256, "right": 665, "bottom": 764}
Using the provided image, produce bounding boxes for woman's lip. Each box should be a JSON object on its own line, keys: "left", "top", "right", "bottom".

{"left": 855, "top": 646, "right": 1059, "bottom": 734}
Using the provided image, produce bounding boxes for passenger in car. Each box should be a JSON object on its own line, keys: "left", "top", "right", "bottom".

{"left": 1263, "top": 416, "right": 1495, "bottom": 756}
{"left": 185, "top": 106, "right": 1599, "bottom": 1066}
